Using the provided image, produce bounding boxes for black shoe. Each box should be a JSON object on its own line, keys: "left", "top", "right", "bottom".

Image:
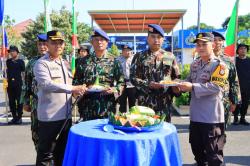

{"left": 15, "top": 118, "right": 22, "bottom": 125}
{"left": 239, "top": 119, "right": 250, "bottom": 126}
{"left": 232, "top": 118, "right": 239, "bottom": 125}
{"left": 8, "top": 118, "right": 17, "bottom": 125}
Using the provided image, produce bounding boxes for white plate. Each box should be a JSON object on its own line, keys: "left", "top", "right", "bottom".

{"left": 87, "top": 88, "right": 105, "bottom": 93}
{"left": 160, "top": 83, "right": 180, "bottom": 87}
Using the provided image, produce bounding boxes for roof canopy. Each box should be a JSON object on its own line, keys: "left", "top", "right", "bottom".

{"left": 88, "top": 10, "right": 186, "bottom": 34}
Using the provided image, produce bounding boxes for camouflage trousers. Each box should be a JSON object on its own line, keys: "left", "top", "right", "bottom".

{"left": 31, "top": 109, "right": 39, "bottom": 151}
{"left": 137, "top": 95, "right": 172, "bottom": 122}
{"left": 224, "top": 101, "right": 231, "bottom": 129}
{"left": 77, "top": 94, "right": 116, "bottom": 121}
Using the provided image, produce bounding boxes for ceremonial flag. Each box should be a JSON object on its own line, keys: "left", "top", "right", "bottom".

{"left": 44, "top": 0, "right": 52, "bottom": 32}
{"left": 224, "top": 0, "right": 239, "bottom": 57}
{"left": 0, "top": 0, "right": 4, "bottom": 25}
{"left": 1, "top": 28, "right": 8, "bottom": 57}
{"left": 1, "top": 0, "right": 8, "bottom": 57}
{"left": 71, "top": 0, "right": 78, "bottom": 76}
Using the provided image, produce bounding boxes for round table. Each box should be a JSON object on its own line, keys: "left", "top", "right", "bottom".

{"left": 63, "top": 119, "right": 182, "bottom": 166}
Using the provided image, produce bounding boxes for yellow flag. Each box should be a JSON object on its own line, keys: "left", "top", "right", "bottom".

{"left": 3, "top": 78, "right": 8, "bottom": 90}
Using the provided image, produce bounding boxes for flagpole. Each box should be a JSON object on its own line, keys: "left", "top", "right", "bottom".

{"left": 44, "top": 0, "right": 52, "bottom": 33}
{"left": 72, "top": 0, "right": 78, "bottom": 123}
{"left": 1, "top": 21, "right": 8, "bottom": 123}
{"left": 43, "top": 0, "right": 47, "bottom": 33}
{"left": 234, "top": 0, "right": 239, "bottom": 58}
{"left": 197, "top": 0, "right": 201, "bottom": 33}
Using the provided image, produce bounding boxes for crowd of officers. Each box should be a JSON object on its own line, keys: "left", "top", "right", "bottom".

{"left": 4, "top": 23, "right": 249, "bottom": 166}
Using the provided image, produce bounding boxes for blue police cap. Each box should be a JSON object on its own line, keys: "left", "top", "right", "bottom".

{"left": 37, "top": 33, "right": 47, "bottom": 41}
{"left": 148, "top": 24, "right": 165, "bottom": 37}
{"left": 121, "top": 44, "right": 132, "bottom": 50}
{"left": 212, "top": 31, "right": 225, "bottom": 40}
{"left": 91, "top": 28, "right": 109, "bottom": 41}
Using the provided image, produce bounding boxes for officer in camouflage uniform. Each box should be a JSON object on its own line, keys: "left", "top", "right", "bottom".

{"left": 130, "top": 24, "right": 181, "bottom": 122}
{"left": 73, "top": 28, "right": 124, "bottom": 121}
{"left": 212, "top": 31, "right": 241, "bottom": 128}
{"left": 22, "top": 34, "right": 48, "bottom": 151}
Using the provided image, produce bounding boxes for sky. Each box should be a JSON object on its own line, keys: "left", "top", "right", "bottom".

{"left": 5, "top": 0, "right": 250, "bottom": 34}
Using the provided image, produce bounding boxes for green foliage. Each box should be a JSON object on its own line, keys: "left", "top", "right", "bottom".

{"left": 109, "top": 43, "right": 120, "bottom": 57}
{"left": 179, "top": 64, "right": 190, "bottom": 80}
{"left": 21, "top": 6, "right": 92, "bottom": 59}
{"left": 187, "top": 23, "right": 215, "bottom": 30}
{"left": 175, "top": 92, "right": 190, "bottom": 107}
{"left": 0, "top": 15, "right": 22, "bottom": 47}
{"left": 222, "top": 13, "right": 250, "bottom": 47}
{"left": 222, "top": 13, "right": 250, "bottom": 31}
{"left": 4, "top": 15, "right": 16, "bottom": 27}
{"left": 175, "top": 64, "right": 191, "bottom": 107}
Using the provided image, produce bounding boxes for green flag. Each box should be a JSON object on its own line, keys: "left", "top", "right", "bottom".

{"left": 224, "top": 0, "right": 239, "bottom": 57}
{"left": 44, "top": 0, "right": 52, "bottom": 32}
{"left": 71, "top": 0, "right": 78, "bottom": 76}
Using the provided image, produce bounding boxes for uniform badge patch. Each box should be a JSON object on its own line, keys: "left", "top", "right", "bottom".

{"left": 210, "top": 64, "right": 228, "bottom": 87}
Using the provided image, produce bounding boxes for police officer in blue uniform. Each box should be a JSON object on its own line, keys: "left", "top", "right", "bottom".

{"left": 179, "top": 32, "right": 228, "bottom": 166}
{"left": 34, "top": 30, "right": 86, "bottom": 166}
{"left": 6, "top": 45, "right": 25, "bottom": 124}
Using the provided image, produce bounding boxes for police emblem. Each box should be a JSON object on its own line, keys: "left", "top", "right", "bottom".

{"left": 219, "top": 68, "right": 225, "bottom": 75}
{"left": 219, "top": 65, "right": 226, "bottom": 76}
{"left": 56, "top": 31, "right": 62, "bottom": 37}
{"left": 124, "top": 45, "right": 128, "bottom": 48}
{"left": 198, "top": 33, "right": 203, "bottom": 38}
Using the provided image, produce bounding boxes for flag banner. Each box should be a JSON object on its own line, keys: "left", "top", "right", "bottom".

{"left": 0, "top": 0, "right": 4, "bottom": 25}
{"left": 1, "top": 28, "right": 8, "bottom": 57}
{"left": 44, "top": 0, "right": 52, "bottom": 32}
{"left": 71, "top": 0, "right": 78, "bottom": 76}
{"left": 224, "top": 0, "right": 239, "bottom": 57}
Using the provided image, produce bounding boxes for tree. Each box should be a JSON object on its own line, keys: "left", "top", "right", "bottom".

{"left": 187, "top": 23, "right": 215, "bottom": 30}
{"left": 222, "top": 13, "right": 250, "bottom": 46}
{"left": 21, "top": 6, "right": 92, "bottom": 59}
{"left": 109, "top": 43, "right": 120, "bottom": 56}
{"left": 0, "top": 15, "right": 22, "bottom": 47}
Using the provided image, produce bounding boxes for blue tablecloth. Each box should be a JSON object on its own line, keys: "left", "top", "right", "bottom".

{"left": 63, "top": 119, "right": 182, "bottom": 166}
